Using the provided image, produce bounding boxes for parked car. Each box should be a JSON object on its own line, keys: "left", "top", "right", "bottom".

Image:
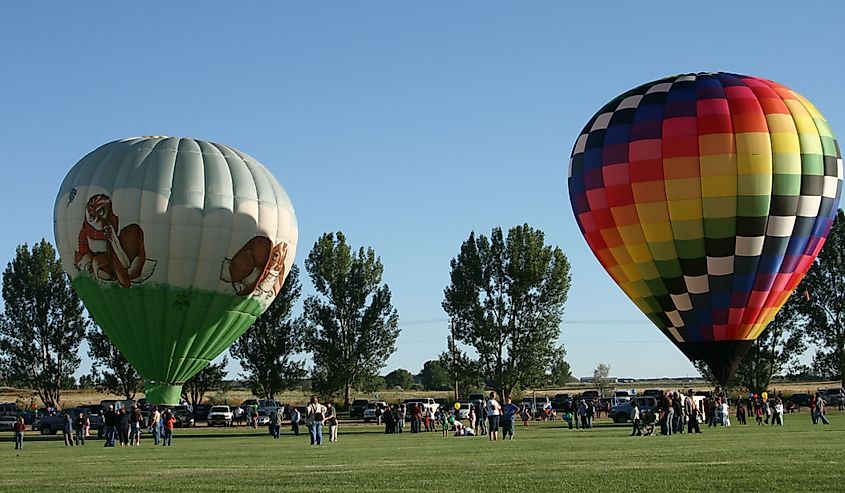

{"left": 790, "top": 392, "right": 811, "bottom": 408}
{"left": 0, "top": 403, "right": 20, "bottom": 416}
{"left": 191, "top": 404, "right": 211, "bottom": 421}
{"left": 363, "top": 401, "right": 388, "bottom": 423}
{"left": 349, "top": 399, "right": 369, "bottom": 419}
{"left": 0, "top": 415, "right": 18, "bottom": 431}
{"left": 173, "top": 409, "right": 195, "bottom": 428}
{"left": 613, "top": 390, "right": 634, "bottom": 401}
{"left": 454, "top": 402, "right": 472, "bottom": 420}
{"left": 207, "top": 406, "right": 233, "bottom": 427}
{"left": 34, "top": 408, "right": 104, "bottom": 437}
{"left": 257, "top": 399, "right": 283, "bottom": 414}
{"left": 551, "top": 394, "right": 572, "bottom": 410}
{"left": 580, "top": 390, "right": 601, "bottom": 401}
{"left": 609, "top": 397, "right": 658, "bottom": 423}
{"left": 641, "top": 389, "right": 662, "bottom": 398}
{"left": 467, "top": 392, "right": 485, "bottom": 404}
{"left": 256, "top": 410, "right": 272, "bottom": 426}
{"left": 821, "top": 388, "right": 845, "bottom": 406}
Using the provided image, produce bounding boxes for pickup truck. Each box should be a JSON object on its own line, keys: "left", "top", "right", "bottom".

{"left": 34, "top": 409, "right": 105, "bottom": 437}
{"left": 402, "top": 398, "right": 439, "bottom": 416}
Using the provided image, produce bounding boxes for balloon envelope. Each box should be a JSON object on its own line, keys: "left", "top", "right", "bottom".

{"left": 54, "top": 137, "right": 298, "bottom": 403}
{"left": 568, "top": 73, "right": 841, "bottom": 385}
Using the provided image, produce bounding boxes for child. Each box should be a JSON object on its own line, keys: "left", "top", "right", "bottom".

{"left": 736, "top": 402, "right": 746, "bottom": 425}
{"left": 755, "top": 402, "right": 764, "bottom": 425}
{"left": 13, "top": 416, "right": 25, "bottom": 450}
{"left": 439, "top": 411, "right": 449, "bottom": 437}
{"left": 521, "top": 406, "right": 531, "bottom": 427}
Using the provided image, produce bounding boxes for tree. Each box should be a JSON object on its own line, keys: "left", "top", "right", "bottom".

{"left": 438, "top": 335, "right": 484, "bottom": 399}
{"left": 78, "top": 374, "right": 96, "bottom": 389}
{"left": 87, "top": 325, "right": 143, "bottom": 399}
{"left": 384, "top": 368, "right": 414, "bottom": 389}
{"left": 731, "top": 292, "right": 806, "bottom": 390}
{"left": 230, "top": 265, "right": 306, "bottom": 400}
{"left": 800, "top": 209, "right": 845, "bottom": 385}
{"left": 0, "top": 240, "right": 87, "bottom": 406}
{"left": 442, "top": 224, "right": 572, "bottom": 400}
{"left": 592, "top": 363, "right": 611, "bottom": 395}
{"left": 303, "top": 232, "right": 400, "bottom": 406}
{"left": 546, "top": 345, "right": 572, "bottom": 387}
{"left": 181, "top": 356, "right": 228, "bottom": 406}
{"left": 419, "top": 360, "right": 451, "bottom": 391}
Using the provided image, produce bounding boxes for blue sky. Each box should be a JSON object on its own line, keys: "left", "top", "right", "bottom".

{"left": 1, "top": 2, "right": 843, "bottom": 381}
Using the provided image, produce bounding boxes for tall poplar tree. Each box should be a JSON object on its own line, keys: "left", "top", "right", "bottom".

{"left": 303, "top": 232, "right": 400, "bottom": 406}
{"left": 0, "top": 240, "right": 87, "bottom": 406}
{"left": 443, "top": 224, "right": 571, "bottom": 400}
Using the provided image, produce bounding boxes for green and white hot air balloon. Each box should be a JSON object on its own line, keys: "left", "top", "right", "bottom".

{"left": 54, "top": 137, "right": 298, "bottom": 404}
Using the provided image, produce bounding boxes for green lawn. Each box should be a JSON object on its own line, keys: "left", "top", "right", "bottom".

{"left": 1, "top": 412, "right": 843, "bottom": 492}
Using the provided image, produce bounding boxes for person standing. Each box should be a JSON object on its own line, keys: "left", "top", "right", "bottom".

{"left": 103, "top": 404, "right": 117, "bottom": 447}
{"left": 74, "top": 412, "right": 86, "bottom": 446}
{"left": 290, "top": 407, "right": 301, "bottom": 436}
{"left": 63, "top": 411, "right": 74, "bottom": 447}
{"left": 149, "top": 406, "right": 162, "bottom": 446}
{"left": 631, "top": 399, "right": 641, "bottom": 436}
{"left": 326, "top": 403, "right": 339, "bottom": 443}
{"left": 485, "top": 391, "right": 502, "bottom": 441}
{"left": 117, "top": 408, "right": 130, "bottom": 447}
{"left": 501, "top": 397, "right": 519, "bottom": 440}
{"left": 163, "top": 410, "right": 176, "bottom": 446}
{"left": 396, "top": 404, "right": 405, "bottom": 434}
{"left": 306, "top": 396, "right": 326, "bottom": 446}
{"left": 685, "top": 391, "right": 701, "bottom": 433}
{"left": 815, "top": 393, "right": 830, "bottom": 425}
{"left": 130, "top": 405, "right": 143, "bottom": 446}
{"left": 270, "top": 408, "right": 282, "bottom": 439}
{"left": 13, "top": 416, "right": 25, "bottom": 450}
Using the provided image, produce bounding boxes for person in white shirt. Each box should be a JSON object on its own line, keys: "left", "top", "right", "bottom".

{"left": 485, "top": 391, "right": 502, "bottom": 441}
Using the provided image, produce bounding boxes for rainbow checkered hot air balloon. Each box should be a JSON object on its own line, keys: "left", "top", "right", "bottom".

{"left": 568, "top": 73, "right": 842, "bottom": 385}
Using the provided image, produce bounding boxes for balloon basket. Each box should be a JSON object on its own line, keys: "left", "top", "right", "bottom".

{"left": 144, "top": 383, "right": 184, "bottom": 405}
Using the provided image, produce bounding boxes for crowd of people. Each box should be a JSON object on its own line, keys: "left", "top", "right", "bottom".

{"left": 9, "top": 387, "right": 838, "bottom": 450}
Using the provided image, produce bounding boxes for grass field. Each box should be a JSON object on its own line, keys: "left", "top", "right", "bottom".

{"left": 1, "top": 411, "right": 843, "bottom": 492}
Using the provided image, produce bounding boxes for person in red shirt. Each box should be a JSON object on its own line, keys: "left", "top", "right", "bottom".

{"left": 13, "top": 416, "right": 25, "bottom": 450}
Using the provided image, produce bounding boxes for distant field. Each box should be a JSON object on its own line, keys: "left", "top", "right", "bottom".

{"left": 1, "top": 410, "right": 843, "bottom": 492}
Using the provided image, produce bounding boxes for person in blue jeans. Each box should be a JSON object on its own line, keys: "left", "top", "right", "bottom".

{"left": 306, "top": 396, "right": 326, "bottom": 445}
{"left": 501, "top": 397, "right": 520, "bottom": 440}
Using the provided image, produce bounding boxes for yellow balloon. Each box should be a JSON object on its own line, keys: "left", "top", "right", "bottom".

{"left": 454, "top": 402, "right": 461, "bottom": 410}
{"left": 762, "top": 392, "right": 768, "bottom": 399}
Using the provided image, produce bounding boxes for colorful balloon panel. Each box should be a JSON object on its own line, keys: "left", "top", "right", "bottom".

{"left": 568, "top": 73, "right": 841, "bottom": 384}
{"left": 54, "top": 137, "right": 298, "bottom": 403}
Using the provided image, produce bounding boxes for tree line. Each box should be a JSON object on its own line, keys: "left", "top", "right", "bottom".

{"left": 0, "top": 225, "right": 578, "bottom": 408}
{"left": 4, "top": 212, "right": 845, "bottom": 408}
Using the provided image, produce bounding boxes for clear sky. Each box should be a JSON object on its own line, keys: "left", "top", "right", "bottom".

{"left": 1, "top": 2, "right": 843, "bottom": 382}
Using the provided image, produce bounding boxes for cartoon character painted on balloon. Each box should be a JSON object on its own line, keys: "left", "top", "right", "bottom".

{"left": 73, "top": 194, "right": 155, "bottom": 287}
{"left": 221, "top": 236, "right": 288, "bottom": 300}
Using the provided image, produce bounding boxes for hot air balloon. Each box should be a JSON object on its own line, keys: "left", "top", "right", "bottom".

{"left": 568, "top": 73, "right": 841, "bottom": 385}
{"left": 54, "top": 137, "right": 298, "bottom": 404}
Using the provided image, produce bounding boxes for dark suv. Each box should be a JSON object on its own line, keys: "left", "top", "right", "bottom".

{"left": 349, "top": 399, "right": 369, "bottom": 419}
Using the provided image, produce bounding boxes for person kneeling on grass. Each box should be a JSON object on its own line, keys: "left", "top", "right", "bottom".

{"left": 453, "top": 421, "right": 475, "bottom": 437}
